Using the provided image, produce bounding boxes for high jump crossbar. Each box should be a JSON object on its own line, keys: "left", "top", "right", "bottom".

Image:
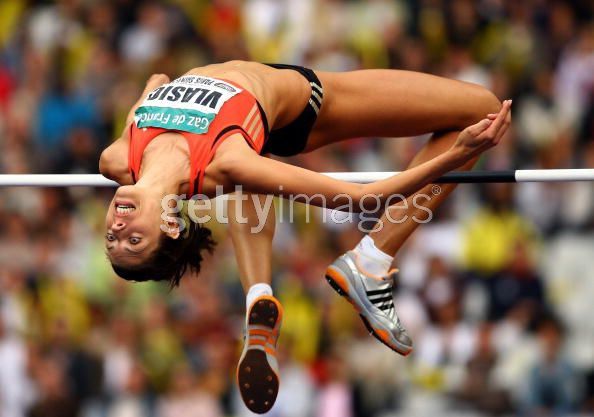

{"left": 0, "top": 169, "right": 593, "bottom": 187}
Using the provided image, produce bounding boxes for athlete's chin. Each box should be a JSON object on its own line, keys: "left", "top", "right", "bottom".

{"left": 115, "top": 184, "right": 136, "bottom": 195}
{"left": 112, "top": 185, "right": 163, "bottom": 219}
{"left": 114, "top": 185, "right": 143, "bottom": 202}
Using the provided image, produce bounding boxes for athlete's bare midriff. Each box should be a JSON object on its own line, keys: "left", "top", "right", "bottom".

{"left": 183, "top": 61, "right": 313, "bottom": 131}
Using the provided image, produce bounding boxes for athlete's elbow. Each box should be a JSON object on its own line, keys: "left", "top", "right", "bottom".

{"left": 99, "top": 149, "right": 113, "bottom": 178}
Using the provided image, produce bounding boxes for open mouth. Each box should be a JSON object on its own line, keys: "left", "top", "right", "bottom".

{"left": 115, "top": 201, "right": 136, "bottom": 216}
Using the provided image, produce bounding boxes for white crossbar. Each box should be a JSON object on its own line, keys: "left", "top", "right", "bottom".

{"left": 0, "top": 169, "right": 593, "bottom": 187}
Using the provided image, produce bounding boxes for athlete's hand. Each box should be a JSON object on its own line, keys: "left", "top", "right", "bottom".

{"left": 451, "top": 99, "right": 512, "bottom": 162}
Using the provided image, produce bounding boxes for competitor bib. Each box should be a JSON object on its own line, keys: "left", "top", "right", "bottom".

{"left": 134, "top": 75, "right": 241, "bottom": 134}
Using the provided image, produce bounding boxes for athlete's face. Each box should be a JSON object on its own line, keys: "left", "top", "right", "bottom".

{"left": 104, "top": 185, "right": 170, "bottom": 265}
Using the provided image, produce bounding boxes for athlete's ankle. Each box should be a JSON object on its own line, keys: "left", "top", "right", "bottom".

{"left": 352, "top": 235, "right": 394, "bottom": 277}
{"left": 246, "top": 283, "right": 273, "bottom": 308}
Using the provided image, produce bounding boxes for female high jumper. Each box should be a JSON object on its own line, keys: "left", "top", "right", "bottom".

{"left": 99, "top": 61, "right": 510, "bottom": 414}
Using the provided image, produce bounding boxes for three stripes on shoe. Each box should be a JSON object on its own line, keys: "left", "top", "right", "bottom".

{"left": 366, "top": 287, "right": 395, "bottom": 315}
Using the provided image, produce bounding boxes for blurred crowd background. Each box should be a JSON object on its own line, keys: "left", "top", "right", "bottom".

{"left": 1, "top": 0, "right": 594, "bottom": 416}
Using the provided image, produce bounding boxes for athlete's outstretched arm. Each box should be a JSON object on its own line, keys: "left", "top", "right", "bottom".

{"left": 222, "top": 102, "right": 510, "bottom": 210}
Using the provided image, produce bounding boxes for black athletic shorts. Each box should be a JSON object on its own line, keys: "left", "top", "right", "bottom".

{"left": 260, "top": 63, "right": 324, "bottom": 157}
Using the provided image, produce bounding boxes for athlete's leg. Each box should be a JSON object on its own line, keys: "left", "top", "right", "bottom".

{"left": 371, "top": 131, "right": 478, "bottom": 256}
{"left": 311, "top": 69, "right": 502, "bottom": 254}
{"left": 309, "top": 69, "right": 501, "bottom": 148}
{"left": 350, "top": 105, "right": 508, "bottom": 352}
{"left": 228, "top": 193, "right": 275, "bottom": 295}
{"left": 320, "top": 70, "right": 504, "bottom": 356}
{"left": 228, "top": 193, "right": 282, "bottom": 414}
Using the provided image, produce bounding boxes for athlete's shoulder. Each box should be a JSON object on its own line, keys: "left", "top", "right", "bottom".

{"left": 99, "top": 135, "right": 133, "bottom": 185}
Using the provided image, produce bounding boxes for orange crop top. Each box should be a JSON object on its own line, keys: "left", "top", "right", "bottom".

{"left": 128, "top": 75, "right": 268, "bottom": 195}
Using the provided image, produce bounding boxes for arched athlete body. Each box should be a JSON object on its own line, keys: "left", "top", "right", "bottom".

{"left": 100, "top": 60, "right": 510, "bottom": 414}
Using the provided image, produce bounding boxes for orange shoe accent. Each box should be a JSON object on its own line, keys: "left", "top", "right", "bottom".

{"left": 374, "top": 328, "right": 391, "bottom": 345}
{"left": 325, "top": 268, "right": 350, "bottom": 295}
{"left": 264, "top": 347, "right": 277, "bottom": 357}
{"left": 248, "top": 339, "right": 268, "bottom": 347}
{"left": 249, "top": 329, "right": 274, "bottom": 337}
{"left": 326, "top": 267, "right": 359, "bottom": 309}
{"left": 360, "top": 316, "right": 412, "bottom": 357}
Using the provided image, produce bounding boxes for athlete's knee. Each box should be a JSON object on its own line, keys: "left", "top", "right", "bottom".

{"left": 463, "top": 85, "right": 502, "bottom": 125}
{"left": 476, "top": 86, "right": 502, "bottom": 115}
{"left": 447, "top": 83, "right": 501, "bottom": 130}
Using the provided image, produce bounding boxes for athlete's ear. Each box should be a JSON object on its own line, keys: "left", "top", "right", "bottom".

{"left": 164, "top": 218, "right": 181, "bottom": 240}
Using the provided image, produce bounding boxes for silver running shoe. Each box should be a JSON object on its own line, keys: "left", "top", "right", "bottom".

{"left": 325, "top": 251, "right": 413, "bottom": 356}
